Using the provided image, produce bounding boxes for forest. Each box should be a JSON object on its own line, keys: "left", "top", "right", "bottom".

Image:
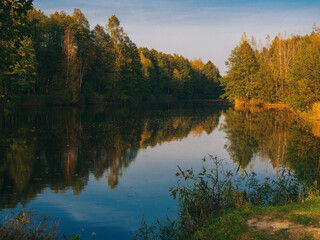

{"left": 2, "top": 0, "right": 320, "bottom": 113}
{"left": 0, "top": 0, "right": 222, "bottom": 105}
{"left": 222, "top": 28, "right": 320, "bottom": 112}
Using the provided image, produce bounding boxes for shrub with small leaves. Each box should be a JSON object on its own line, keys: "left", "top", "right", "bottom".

{"left": 135, "top": 155, "right": 313, "bottom": 239}
{"left": 0, "top": 209, "right": 60, "bottom": 240}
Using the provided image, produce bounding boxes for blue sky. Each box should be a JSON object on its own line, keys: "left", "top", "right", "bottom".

{"left": 34, "top": 0, "right": 320, "bottom": 74}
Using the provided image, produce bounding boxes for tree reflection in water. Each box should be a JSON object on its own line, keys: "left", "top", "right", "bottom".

{"left": 0, "top": 103, "right": 223, "bottom": 209}
{"left": 2, "top": 104, "right": 320, "bottom": 210}
{"left": 221, "top": 107, "right": 320, "bottom": 185}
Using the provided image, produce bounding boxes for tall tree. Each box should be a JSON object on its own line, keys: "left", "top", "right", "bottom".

{"left": 139, "top": 49, "right": 154, "bottom": 96}
{"left": 173, "top": 55, "right": 193, "bottom": 98}
{"left": 190, "top": 58, "right": 205, "bottom": 97}
{"left": 88, "top": 24, "right": 114, "bottom": 95}
{"left": 203, "top": 61, "right": 222, "bottom": 99}
{"left": 72, "top": 8, "right": 95, "bottom": 89}
{"left": 62, "top": 26, "right": 79, "bottom": 103}
{"left": 221, "top": 36, "right": 259, "bottom": 102}
{"left": 9, "top": 36, "right": 37, "bottom": 95}
{"left": 26, "top": 9, "right": 50, "bottom": 94}
{"left": 0, "top": 0, "right": 34, "bottom": 96}
{"left": 287, "top": 43, "right": 320, "bottom": 111}
{"left": 255, "top": 50, "right": 275, "bottom": 102}
{"left": 45, "top": 11, "right": 73, "bottom": 98}
{"left": 106, "top": 15, "right": 142, "bottom": 101}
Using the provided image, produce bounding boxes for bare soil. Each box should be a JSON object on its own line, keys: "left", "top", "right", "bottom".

{"left": 247, "top": 216, "right": 320, "bottom": 240}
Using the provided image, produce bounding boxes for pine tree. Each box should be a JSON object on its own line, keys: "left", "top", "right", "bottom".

{"left": 106, "top": 15, "right": 142, "bottom": 101}
{"left": 221, "top": 36, "right": 259, "bottom": 102}
{"left": 203, "top": 61, "right": 222, "bottom": 99}
{"left": 89, "top": 24, "right": 114, "bottom": 95}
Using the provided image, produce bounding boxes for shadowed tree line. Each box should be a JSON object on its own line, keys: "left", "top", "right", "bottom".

{"left": 221, "top": 107, "right": 320, "bottom": 185}
{"left": 0, "top": 103, "right": 224, "bottom": 209}
{"left": 222, "top": 28, "right": 320, "bottom": 112}
{"left": 0, "top": 1, "right": 222, "bottom": 105}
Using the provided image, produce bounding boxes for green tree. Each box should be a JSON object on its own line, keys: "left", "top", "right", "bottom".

{"left": 62, "top": 26, "right": 79, "bottom": 103}
{"left": 254, "top": 49, "right": 275, "bottom": 102}
{"left": 9, "top": 36, "right": 37, "bottom": 95}
{"left": 203, "top": 61, "right": 222, "bottom": 99}
{"left": 45, "top": 11, "right": 73, "bottom": 99}
{"left": 190, "top": 58, "right": 206, "bottom": 98}
{"left": 106, "top": 15, "right": 142, "bottom": 101}
{"left": 172, "top": 68, "right": 184, "bottom": 98}
{"left": 221, "top": 35, "right": 259, "bottom": 102}
{"left": 268, "top": 34, "right": 297, "bottom": 102}
{"left": 106, "top": 15, "right": 122, "bottom": 97}
{"left": 287, "top": 43, "right": 320, "bottom": 111}
{"left": 139, "top": 49, "right": 154, "bottom": 96}
{"left": 26, "top": 9, "right": 50, "bottom": 94}
{"left": 88, "top": 24, "right": 114, "bottom": 96}
{"left": 173, "top": 55, "right": 193, "bottom": 98}
{"left": 156, "top": 52, "right": 173, "bottom": 95}
{"left": 0, "top": 6, "right": 227, "bottom": 103}
{"left": 140, "top": 48, "right": 158, "bottom": 95}
{"left": 72, "top": 8, "right": 95, "bottom": 90}
{"left": 0, "top": 0, "right": 34, "bottom": 96}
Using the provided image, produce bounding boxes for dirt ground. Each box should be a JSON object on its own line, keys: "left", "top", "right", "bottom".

{"left": 247, "top": 216, "right": 320, "bottom": 240}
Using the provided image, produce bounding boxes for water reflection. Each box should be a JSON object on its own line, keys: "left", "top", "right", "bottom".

{"left": 0, "top": 103, "right": 223, "bottom": 209}
{"left": 221, "top": 107, "right": 320, "bottom": 184}
{"left": 2, "top": 104, "right": 320, "bottom": 213}
{"left": 285, "top": 119, "right": 320, "bottom": 185}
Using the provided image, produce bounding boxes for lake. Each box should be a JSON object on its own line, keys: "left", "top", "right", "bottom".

{"left": 0, "top": 102, "right": 320, "bottom": 239}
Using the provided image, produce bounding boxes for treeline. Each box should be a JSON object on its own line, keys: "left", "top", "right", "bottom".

{"left": 0, "top": 0, "right": 222, "bottom": 104}
{"left": 222, "top": 28, "right": 320, "bottom": 111}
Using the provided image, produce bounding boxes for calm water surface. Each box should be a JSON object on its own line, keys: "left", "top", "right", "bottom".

{"left": 1, "top": 103, "right": 320, "bottom": 239}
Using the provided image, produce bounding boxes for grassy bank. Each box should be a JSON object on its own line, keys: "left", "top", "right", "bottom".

{"left": 193, "top": 198, "right": 320, "bottom": 240}
{"left": 134, "top": 156, "right": 320, "bottom": 240}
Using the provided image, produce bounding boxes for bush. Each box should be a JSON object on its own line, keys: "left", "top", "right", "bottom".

{"left": 0, "top": 209, "right": 60, "bottom": 240}
{"left": 133, "top": 216, "right": 179, "bottom": 240}
{"left": 135, "top": 155, "right": 312, "bottom": 239}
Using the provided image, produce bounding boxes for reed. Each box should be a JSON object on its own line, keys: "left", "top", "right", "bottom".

{"left": 0, "top": 209, "right": 83, "bottom": 240}
{"left": 0, "top": 209, "right": 60, "bottom": 240}
{"left": 135, "top": 155, "right": 316, "bottom": 239}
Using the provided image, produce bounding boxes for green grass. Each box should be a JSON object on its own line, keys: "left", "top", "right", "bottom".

{"left": 192, "top": 198, "right": 320, "bottom": 240}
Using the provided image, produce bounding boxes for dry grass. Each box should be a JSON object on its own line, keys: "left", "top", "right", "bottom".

{"left": 0, "top": 209, "right": 60, "bottom": 240}
{"left": 310, "top": 102, "right": 320, "bottom": 119}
